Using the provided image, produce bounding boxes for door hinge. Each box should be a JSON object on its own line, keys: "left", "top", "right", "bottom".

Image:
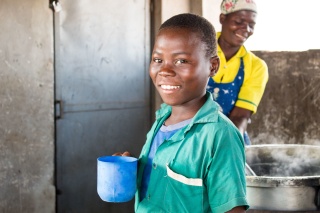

{"left": 49, "top": 0, "right": 62, "bottom": 12}
{"left": 55, "top": 100, "right": 63, "bottom": 119}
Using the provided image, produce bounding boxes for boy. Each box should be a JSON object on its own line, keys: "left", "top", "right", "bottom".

{"left": 116, "top": 13, "right": 248, "bottom": 213}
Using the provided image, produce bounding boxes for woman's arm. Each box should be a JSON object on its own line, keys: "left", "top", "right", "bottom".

{"left": 229, "top": 106, "right": 252, "bottom": 135}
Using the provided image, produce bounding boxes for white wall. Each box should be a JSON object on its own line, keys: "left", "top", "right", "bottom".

{"left": 203, "top": 0, "right": 320, "bottom": 51}
{"left": 162, "top": 0, "right": 190, "bottom": 22}
{"left": 203, "top": 0, "right": 221, "bottom": 31}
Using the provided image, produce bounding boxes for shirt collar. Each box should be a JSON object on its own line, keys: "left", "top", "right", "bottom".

{"left": 155, "top": 92, "right": 220, "bottom": 128}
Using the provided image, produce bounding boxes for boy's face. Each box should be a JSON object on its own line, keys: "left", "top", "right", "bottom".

{"left": 149, "top": 28, "right": 219, "bottom": 107}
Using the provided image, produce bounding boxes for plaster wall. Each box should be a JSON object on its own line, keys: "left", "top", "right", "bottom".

{"left": 0, "top": 0, "right": 55, "bottom": 212}
{"left": 249, "top": 50, "right": 320, "bottom": 146}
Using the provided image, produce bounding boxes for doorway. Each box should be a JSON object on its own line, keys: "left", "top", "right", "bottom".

{"left": 54, "top": 1, "right": 151, "bottom": 212}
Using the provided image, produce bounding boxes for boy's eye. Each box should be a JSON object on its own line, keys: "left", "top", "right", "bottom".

{"left": 153, "top": 58, "right": 162, "bottom": 63}
{"left": 175, "top": 59, "right": 187, "bottom": 65}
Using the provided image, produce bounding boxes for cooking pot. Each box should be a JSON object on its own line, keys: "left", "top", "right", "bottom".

{"left": 245, "top": 144, "right": 320, "bottom": 211}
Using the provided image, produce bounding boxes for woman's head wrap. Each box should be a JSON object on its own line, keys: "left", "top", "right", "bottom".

{"left": 220, "top": 0, "right": 257, "bottom": 15}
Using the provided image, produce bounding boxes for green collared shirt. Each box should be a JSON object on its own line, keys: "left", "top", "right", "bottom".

{"left": 135, "top": 92, "right": 249, "bottom": 213}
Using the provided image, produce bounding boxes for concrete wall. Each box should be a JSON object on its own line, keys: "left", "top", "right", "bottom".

{"left": 249, "top": 50, "right": 320, "bottom": 146}
{"left": 0, "top": 0, "right": 55, "bottom": 212}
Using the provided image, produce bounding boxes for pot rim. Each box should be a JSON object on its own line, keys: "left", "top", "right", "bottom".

{"left": 246, "top": 143, "right": 320, "bottom": 149}
{"left": 246, "top": 175, "right": 320, "bottom": 187}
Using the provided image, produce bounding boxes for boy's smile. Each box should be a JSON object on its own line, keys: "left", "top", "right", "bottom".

{"left": 160, "top": 84, "right": 181, "bottom": 94}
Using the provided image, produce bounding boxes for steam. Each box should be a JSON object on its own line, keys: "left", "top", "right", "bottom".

{"left": 246, "top": 145, "right": 320, "bottom": 177}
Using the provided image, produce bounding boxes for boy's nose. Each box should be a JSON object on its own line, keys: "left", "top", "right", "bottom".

{"left": 159, "top": 63, "right": 175, "bottom": 76}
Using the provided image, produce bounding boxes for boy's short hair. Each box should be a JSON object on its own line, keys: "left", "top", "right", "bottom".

{"left": 159, "top": 13, "right": 217, "bottom": 58}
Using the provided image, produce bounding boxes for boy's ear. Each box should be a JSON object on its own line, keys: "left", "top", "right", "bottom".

{"left": 209, "top": 56, "right": 220, "bottom": 77}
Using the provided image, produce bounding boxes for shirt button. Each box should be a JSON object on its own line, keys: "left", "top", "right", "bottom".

{"left": 152, "top": 163, "right": 157, "bottom": 169}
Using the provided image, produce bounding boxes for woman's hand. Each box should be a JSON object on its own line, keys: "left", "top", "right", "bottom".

{"left": 112, "top": 151, "right": 131, "bottom": 157}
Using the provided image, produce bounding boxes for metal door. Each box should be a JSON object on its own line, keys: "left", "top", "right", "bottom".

{"left": 54, "top": 1, "right": 150, "bottom": 212}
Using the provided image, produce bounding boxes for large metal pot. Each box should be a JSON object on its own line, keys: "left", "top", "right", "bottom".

{"left": 245, "top": 144, "right": 320, "bottom": 211}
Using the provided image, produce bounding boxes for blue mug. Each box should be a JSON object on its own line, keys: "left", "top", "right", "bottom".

{"left": 97, "top": 156, "right": 138, "bottom": 202}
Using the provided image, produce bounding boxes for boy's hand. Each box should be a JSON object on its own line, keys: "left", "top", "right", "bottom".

{"left": 112, "top": 151, "right": 131, "bottom": 157}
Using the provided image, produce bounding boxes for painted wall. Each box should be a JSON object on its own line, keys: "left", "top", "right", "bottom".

{"left": 0, "top": 0, "right": 55, "bottom": 212}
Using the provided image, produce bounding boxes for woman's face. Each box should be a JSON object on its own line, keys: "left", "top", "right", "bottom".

{"left": 149, "top": 28, "right": 219, "bottom": 107}
{"left": 220, "top": 10, "right": 257, "bottom": 47}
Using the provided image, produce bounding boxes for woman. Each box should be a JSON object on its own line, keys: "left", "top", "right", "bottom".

{"left": 207, "top": 0, "right": 269, "bottom": 145}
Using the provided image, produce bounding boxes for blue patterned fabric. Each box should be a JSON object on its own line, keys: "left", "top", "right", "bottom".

{"left": 207, "top": 58, "right": 244, "bottom": 116}
{"left": 207, "top": 58, "right": 251, "bottom": 145}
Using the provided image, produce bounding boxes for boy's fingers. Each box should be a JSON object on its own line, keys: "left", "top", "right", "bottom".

{"left": 112, "top": 152, "right": 123, "bottom": 156}
{"left": 122, "top": 151, "right": 131, "bottom": 156}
